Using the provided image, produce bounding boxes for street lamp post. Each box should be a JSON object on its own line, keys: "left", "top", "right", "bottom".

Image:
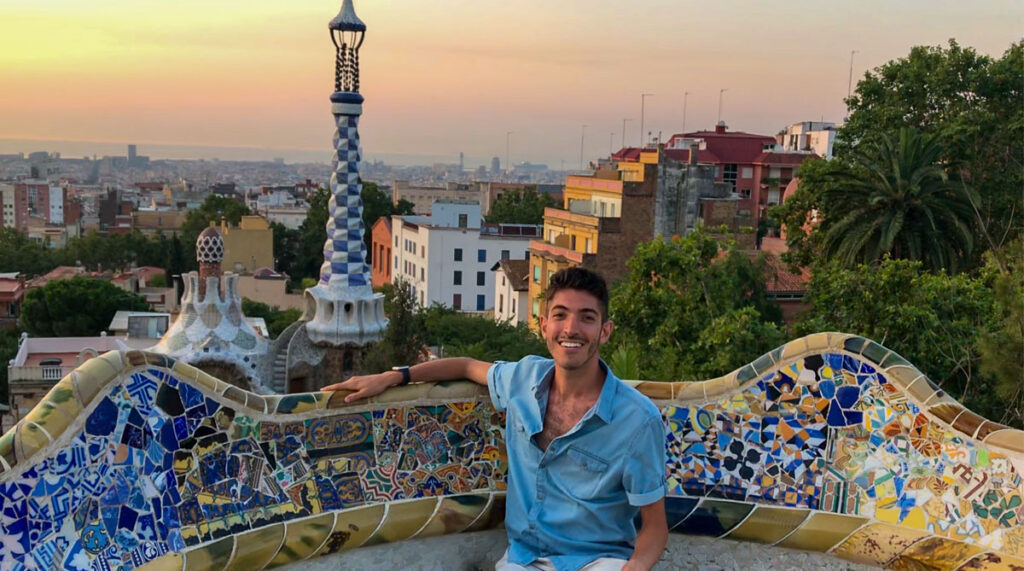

{"left": 718, "top": 88, "right": 729, "bottom": 124}
{"left": 621, "top": 118, "right": 632, "bottom": 148}
{"left": 505, "top": 131, "right": 512, "bottom": 177}
{"left": 640, "top": 93, "right": 654, "bottom": 147}
{"left": 682, "top": 91, "right": 690, "bottom": 133}
{"left": 579, "top": 124, "right": 587, "bottom": 170}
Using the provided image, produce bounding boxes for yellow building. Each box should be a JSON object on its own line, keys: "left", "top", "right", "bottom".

{"left": 220, "top": 216, "right": 274, "bottom": 273}
{"left": 527, "top": 160, "right": 658, "bottom": 331}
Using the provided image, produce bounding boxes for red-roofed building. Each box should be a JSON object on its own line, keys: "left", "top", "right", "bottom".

{"left": 663, "top": 123, "right": 815, "bottom": 220}
{"left": 0, "top": 273, "right": 25, "bottom": 330}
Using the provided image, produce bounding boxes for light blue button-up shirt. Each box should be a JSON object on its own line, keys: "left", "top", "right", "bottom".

{"left": 488, "top": 356, "right": 667, "bottom": 571}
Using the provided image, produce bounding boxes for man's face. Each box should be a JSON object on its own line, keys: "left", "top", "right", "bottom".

{"left": 540, "top": 289, "right": 613, "bottom": 371}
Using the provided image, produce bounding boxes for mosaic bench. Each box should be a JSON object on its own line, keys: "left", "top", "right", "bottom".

{"left": 0, "top": 333, "right": 1021, "bottom": 571}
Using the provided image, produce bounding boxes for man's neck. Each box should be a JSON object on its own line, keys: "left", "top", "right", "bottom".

{"left": 551, "top": 358, "right": 605, "bottom": 401}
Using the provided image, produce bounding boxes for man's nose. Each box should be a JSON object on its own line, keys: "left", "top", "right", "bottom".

{"left": 562, "top": 314, "right": 580, "bottom": 335}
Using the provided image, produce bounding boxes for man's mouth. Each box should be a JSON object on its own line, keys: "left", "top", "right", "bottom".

{"left": 558, "top": 340, "right": 584, "bottom": 349}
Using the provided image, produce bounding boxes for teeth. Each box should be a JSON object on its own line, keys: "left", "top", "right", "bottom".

{"left": 560, "top": 341, "right": 582, "bottom": 348}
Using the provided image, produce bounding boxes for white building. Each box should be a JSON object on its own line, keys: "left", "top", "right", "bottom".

{"left": 0, "top": 184, "right": 14, "bottom": 228}
{"left": 780, "top": 121, "right": 837, "bottom": 159}
{"left": 260, "top": 205, "right": 309, "bottom": 230}
{"left": 391, "top": 200, "right": 540, "bottom": 312}
{"left": 492, "top": 259, "right": 530, "bottom": 325}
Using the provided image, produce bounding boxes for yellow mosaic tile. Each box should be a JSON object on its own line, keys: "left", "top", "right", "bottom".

{"left": 931, "top": 403, "right": 966, "bottom": 426}
{"left": 266, "top": 512, "right": 335, "bottom": 567}
{"left": 194, "top": 369, "right": 224, "bottom": 393}
{"left": 953, "top": 410, "right": 986, "bottom": 439}
{"left": 270, "top": 393, "right": 321, "bottom": 415}
{"left": 370, "top": 383, "right": 433, "bottom": 405}
{"left": 671, "top": 381, "right": 705, "bottom": 402}
{"left": 725, "top": 506, "right": 809, "bottom": 544}
{"left": 831, "top": 523, "right": 930, "bottom": 566}
{"left": 364, "top": 498, "right": 438, "bottom": 545}
{"left": 413, "top": 494, "right": 491, "bottom": 539}
{"left": 982, "top": 429, "right": 1024, "bottom": 453}
{"left": 903, "top": 375, "right": 937, "bottom": 405}
{"left": 323, "top": 391, "right": 351, "bottom": 410}
{"left": 0, "top": 430, "right": 15, "bottom": 471}
{"left": 45, "top": 378, "right": 83, "bottom": 418}
{"left": 804, "top": 332, "right": 832, "bottom": 354}
{"left": 21, "top": 402, "right": 71, "bottom": 441}
{"left": 461, "top": 494, "right": 498, "bottom": 533}
{"left": 423, "top": 381, "right": 489, "bottom": 401}
{"left": 776, "top": 512, "right": 866, "bottom": 551}
{"left": 974, "top": 421, "right": 1008, "bottom": 442}
{"left": 223, "top": 524, "right": 284, "bottom": 571}
{"left": 15, "top": 421, "right": 52, "bottom": 461}
{"left": 779, "top": 337, "right": 808, "bottom": 363}
{"left": 134, "top": 553, "right": 183, "bottom": 571}
{"left": 124, "top": 350, "right": 148, "bottom": 367}
{"left": 702, "top": 373, "right": 739, "bottom": 401}
{"left": 956, "top": 553, "right": 1024, "bottom": 570}
{"left": 883, "top": 365, "right": 923, "bottom": 389}
{"left": 634, "top": 381, "right": 673, "bottom": 400}
{"left": 96, "top": 351, "right": 127, "bottom": 374}
{"left": 221, "top": 386, "right": 249, "bottom": 409}
{"left": 313, "top": 504, "right": 386, "bottom": 556}
{"left": 244, "top": 392, "right": 268, "bottom": 414}
{"left": 183, "top": 536, "right": 234, "bottom": 571}
{"left": 71, "top": 361, "right": 116, "bottom": 404}
{"left": 889, "top": 537, "right": 984, "bottom": 571}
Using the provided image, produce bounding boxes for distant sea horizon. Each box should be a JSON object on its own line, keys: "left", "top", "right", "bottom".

{"left": 0, "top": 137, "right": 487, "bottom": 168}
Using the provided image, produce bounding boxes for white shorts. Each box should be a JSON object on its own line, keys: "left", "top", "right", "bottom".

{"left": 495, "top": 549, "right": 628, "bottom": 571}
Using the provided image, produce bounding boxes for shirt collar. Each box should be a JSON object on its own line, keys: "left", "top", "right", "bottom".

{"left": 533, "top": 358, "right": 619, "bottom": 424}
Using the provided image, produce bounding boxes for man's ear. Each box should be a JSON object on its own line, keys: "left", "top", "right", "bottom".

{"left": 599, "top": 319, "right": 613, "bottom": 345}
{"left": 539, "top": 313, "right": 548, "bottom": 338}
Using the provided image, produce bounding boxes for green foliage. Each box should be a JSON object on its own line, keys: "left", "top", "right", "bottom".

{"left": 362, "top": 280, "right": 547, "bottom": 373}
{"left": 291, "top": 187, "right": 330, "bottom": 285}
{"left": 21, "top": 278, "right": 150, "bottom": 337}
{"left": 0, "top": 227, "right": 56, "bottom": 276}
{"left": 607, "top": 342, "right": 641, "bottom": 380}
{"left": 146, "top": 272, "right": 168, "bottom": 288}
{"left": 842, "top": 40, "right": 1022, "bottom": 256}
{"left": 240, "top": 298, "right": 302, "bottom": 339}
{"left": 977, "top": 238, "right": 1024, "bottom": 424}
{"left": 607, "top": 230, "right": 784, "bottom": 381}
{"left": 270, "top": 221, "right": 299, "bottom": 278}
{"left": 180, "top": 194, "right": 252, "bottom": 271}
{"left": 816, "top": 128, "right": 977, "bottom": 273}
{"left": 0, "top": 328, "right": 20, "bottom": 404}
{"left": 797, "top": 258, "right": 1018, "bottom": 426}
{"left": 484, "top": 187, "right": 558, "bottom": 225}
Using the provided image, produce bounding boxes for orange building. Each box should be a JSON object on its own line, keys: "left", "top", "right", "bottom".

{"left": 370, "top": 216, "right": 393, "bottom": 289}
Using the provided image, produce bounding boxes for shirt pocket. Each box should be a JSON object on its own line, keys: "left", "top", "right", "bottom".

{"left": 553, "top": 445, "right": 611, "bottom": 500}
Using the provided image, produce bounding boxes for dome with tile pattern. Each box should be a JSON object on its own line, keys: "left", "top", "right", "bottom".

{"left": 197, "top": 226, "right": 224, "bottom": 263}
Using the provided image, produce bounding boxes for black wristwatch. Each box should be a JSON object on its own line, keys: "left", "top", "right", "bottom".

{"left": 391, "top": 366, "right": 411, "bottom": 386}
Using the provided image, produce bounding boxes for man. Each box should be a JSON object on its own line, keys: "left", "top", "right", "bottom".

{"left": 324, "top": 268, "right": 668, "bottom": 571}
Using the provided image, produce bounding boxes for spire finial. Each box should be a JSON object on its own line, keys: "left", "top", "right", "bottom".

{"left": 329, "top": 0, "right": 366, "bottom": 93}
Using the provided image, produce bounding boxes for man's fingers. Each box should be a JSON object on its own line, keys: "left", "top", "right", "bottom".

{"left": 323, "top": 378, "right": 359, "bottom": 392}
{"left": 344, "top": 387, "right": 371, "bottom": 403}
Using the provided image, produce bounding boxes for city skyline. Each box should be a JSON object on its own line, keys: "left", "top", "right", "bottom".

{"left": 1, "top": 0, "right": 1021, "bottom": 167}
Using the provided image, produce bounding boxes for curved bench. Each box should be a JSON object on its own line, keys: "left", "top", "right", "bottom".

{"left": 0, "top": 333, "right": 1020, "bottom": 570}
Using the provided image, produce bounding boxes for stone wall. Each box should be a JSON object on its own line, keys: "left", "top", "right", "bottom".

{"left": 0, "top": 333, "right": 1020, "bottom": 570}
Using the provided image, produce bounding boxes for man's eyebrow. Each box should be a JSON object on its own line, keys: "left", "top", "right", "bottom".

{"left": 550, "top": 304, "right": 599, "bottom": 315}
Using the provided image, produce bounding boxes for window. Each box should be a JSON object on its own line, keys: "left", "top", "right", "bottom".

{"left": 476, "top": 295, "right": 485, "bottom": 311}
{"left": 454, "top": 248, "right": 463, "bottom": 261}
{"left": 741, "top": 166, "right": 753, "bottom": 179}
{"left": 453, "top": 293, "right": 461, "bottom": 310}
{"left": 532, "top": 300, "right": 539, "bottom": 317}
{"left": 501, "top": 276, "right": 506, "bottom": 287}
{"left": 533, "top": 266, "right": 541, "bottom": 282}
{"left": 501, "top": 249, "right": 510, "bottom": 260}
{"left": 477, "top": 271, "right": 485, "bottom": 286}
{"left": 454, "top": 271, "right": 462, "bottom": 285}
{"left": 394, "top": 255, "right": 398, "bottom": 269}
{"left": 512, "top": 299, "right": 516, "bottom": 314}
{"left": 394, "top": 235, "right": 398, "bottom": 246}
{"left": 458, "top": 213, "right": 468, "bottom": 228}
{"left": 499, "top": 294, "right": 504, "bottom": 313}
{"left": 570, "top": 235, "right": 577, "bottom": 250}
{"left": 477, "top": 249, "right": 486, "bottom": 263}
{"left": 421, "top": 291, "right": 425, "bottom": 306}
{"left": 585, "top": 238, "right": 593, "bottom": 253}
{"left": 420, "top": 268, "right": 424, "bottom": 281}
{"left": 723, "top": 164, "right": 738, "bottom": 190}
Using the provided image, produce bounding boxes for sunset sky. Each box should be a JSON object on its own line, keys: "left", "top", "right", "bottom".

{"left": 1, "top": 1, "right": 1021, "bottom": 166}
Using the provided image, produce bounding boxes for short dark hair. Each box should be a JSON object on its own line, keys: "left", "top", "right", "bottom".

{"left": 545, "top": 267, "right": 609, "bottom": 321}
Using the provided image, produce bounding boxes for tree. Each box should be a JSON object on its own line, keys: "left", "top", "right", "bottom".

{"left": 240, "top": 298, "right": 302, "bottom": 339}
{"left": 816, "top": 128, "right": 978, "bottom": 273}
{"left": 977, "top": 238, "right": 1024, "bottom": 425}
{"left": 0, "top": 227, "right": 57, "bottom": 277}
{"left": 21, "top": 278, "right": 150, "bottom": 337}
{"left": 796, "top": 258, "right": 1016, "bottom": 426}
{"left": 607, "top": 230, "right": 785, "bottom": 381}
{"left": 270, "top": 221, "right": 299, "bottom": 278}
{"left": 842, "top": 40, "right": 1023, "bottom": 256}
{"left": 485, "top": 187, "right": 557, "bottom": 225}
{"left": 0, "top": 328, "right": 21, "bottom": 404}
{"left": 361, "top": 182, "right": 413, "bottom": 266}
{"left": 292, "top": 187, "right": 329, "bottom": 285}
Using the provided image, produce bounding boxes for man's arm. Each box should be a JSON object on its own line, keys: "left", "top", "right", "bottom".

{"left": 624, "top": 498, "right": 667, "bottom": 571}
{"left": 321, "top": 357, "right": 492, "bottom": 403}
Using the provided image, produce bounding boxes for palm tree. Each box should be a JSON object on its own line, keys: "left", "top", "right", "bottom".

{"left": 820, "top": 127, "right": 977, "bottom": 273}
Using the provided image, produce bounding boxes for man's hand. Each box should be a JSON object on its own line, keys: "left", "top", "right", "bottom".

{"left": 625, "top": 498, "right": 667, "bottom": 570}
{"left": 322, "top": 371, "right": 401, "bottom": 403}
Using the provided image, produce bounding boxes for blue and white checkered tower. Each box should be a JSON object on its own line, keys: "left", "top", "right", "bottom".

{"left": 304, "top": 0, "right": 387, "bottom": 346}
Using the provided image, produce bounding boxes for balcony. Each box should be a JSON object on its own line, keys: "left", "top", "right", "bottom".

{"left": 8, "top": 364, "right": 76, "bottom": 383}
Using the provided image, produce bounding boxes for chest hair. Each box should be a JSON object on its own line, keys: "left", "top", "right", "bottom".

{"left": 535, "top": 392, "right": 596, "bottom": 451}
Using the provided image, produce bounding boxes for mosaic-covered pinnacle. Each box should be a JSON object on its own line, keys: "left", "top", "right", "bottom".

{"left": 329, "top": 0, "right": 366, "bottom": 33}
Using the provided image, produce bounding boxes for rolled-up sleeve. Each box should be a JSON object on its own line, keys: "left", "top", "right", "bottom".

{"left": 623, "top": 416, "right": 668, "bottom": 506}
{"left": 487, "top": 361, "right": 512, "bottom": 412}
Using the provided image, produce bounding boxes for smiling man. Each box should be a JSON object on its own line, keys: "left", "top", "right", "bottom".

{"left": 324, "top": 267, "right": 668, "bottom": 571}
